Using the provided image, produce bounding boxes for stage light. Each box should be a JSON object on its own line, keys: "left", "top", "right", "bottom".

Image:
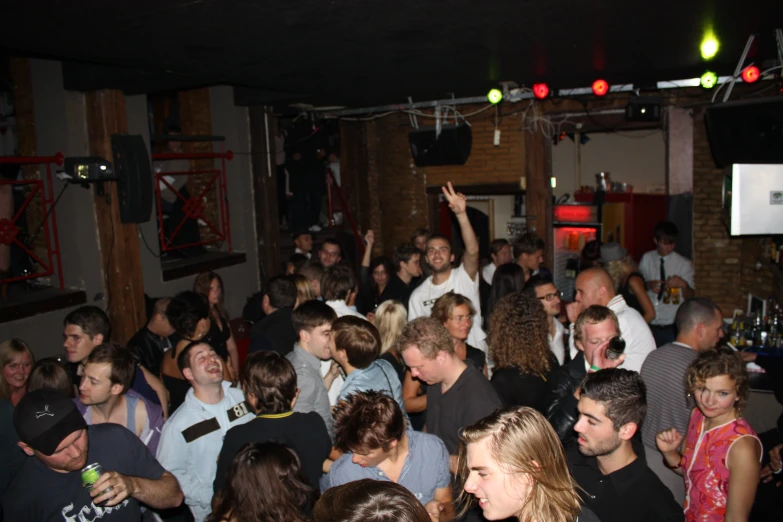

{"left": 741, "top": 65, "right": 760, "bottom": 83}
{"left": 592, "top": 79, "right": 609, "bottom": 96}
{"left": 700, "top": 31, "right": 720, "bottom": 60}
{"left": 533, "top": 83, "right": 549, "bottom": 99}
{"left": 487, "top": 88, "right": 503, "bottom": 104}
{"left": 700, "top": 71, "right": 718, "bottom": 89}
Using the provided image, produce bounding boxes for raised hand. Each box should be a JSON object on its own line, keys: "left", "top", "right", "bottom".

{"left": 656, "top": 428, "right": 684, "bottom": 455}
{"left": 364, "top": 229, "right": 375, "bottom": 247}
{"left": 442, "top": 181, "right": 467, "bottom": 215}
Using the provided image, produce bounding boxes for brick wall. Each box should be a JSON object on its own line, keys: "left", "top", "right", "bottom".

{"left": 423, "top": 105, "right": 526, "bottom": 187}
{"left": 340, "top": 88, "right": 777, "bottom": 312}
{"left": 179, "top": 88, "right": 221, "bottom": 248}
{"left": 691, "top": 106, "right": 776, "bottom": 314}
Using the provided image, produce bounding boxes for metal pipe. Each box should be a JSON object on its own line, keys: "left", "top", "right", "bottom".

{"left": 723, "top": 34, "right": 756, "bottom": 102}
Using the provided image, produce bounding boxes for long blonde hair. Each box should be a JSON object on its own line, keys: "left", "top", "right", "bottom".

{"left": 0, "top": 339, "right": 34, "bottom": 400}
{"left": 374, "top": 300, "right": 407, "bottom": 355}
{"left": 604, "top": 257, "right": 637, "bottom": 291}
{"left": 457, "top": 407, "right": 582, "bottom": 522}
{"left": 291, "top": 274, "right": 317, "bottom": 307}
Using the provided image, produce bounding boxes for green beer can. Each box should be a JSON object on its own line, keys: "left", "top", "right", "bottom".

{"left": 81, "top": 463, "right": 113, "bottom": 502}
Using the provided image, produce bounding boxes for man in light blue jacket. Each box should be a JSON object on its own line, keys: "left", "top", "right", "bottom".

{"left": 330, "top": 316, "right": 406, "bottom": 417}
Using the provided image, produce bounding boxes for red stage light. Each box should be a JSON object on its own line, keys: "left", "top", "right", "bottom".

{"left": 741, "top": 66, "right": 760, "bottom": 83}
{"left": 592, "top": 79, "right": 609, "bottom": 96}
{"left": 533, "top": 83, "right": 549, "bottom": 99}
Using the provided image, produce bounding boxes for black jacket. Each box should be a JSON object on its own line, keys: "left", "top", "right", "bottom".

{"left": 356, "top": 269, "right": 413, "bottom": 315}
{"left": 545, "top": 351, "right": 587, "bottom": 444}
{"left": 249, "top": 307, "right": 296, "bottom": 357}
{"left": 126, "top": 326, "right": 170, "bottom": 376}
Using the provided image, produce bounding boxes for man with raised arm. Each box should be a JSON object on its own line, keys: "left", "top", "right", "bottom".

{"left": 408, "top": 182, "right": 486, "bottom": 351}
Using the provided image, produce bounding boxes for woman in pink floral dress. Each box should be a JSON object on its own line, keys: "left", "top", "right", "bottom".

{"left": 656, "top": 347, "right": 761, "bottom": 522}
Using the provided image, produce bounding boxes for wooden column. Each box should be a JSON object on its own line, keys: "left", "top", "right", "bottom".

{"left": 85, "top": 90, "right": 146, "bottom": 342}
{"left": 248, "top": 106, "right": 280, "bottom": 281}
{"left": 524, "top": 129, "right": 553, "bottom": 264}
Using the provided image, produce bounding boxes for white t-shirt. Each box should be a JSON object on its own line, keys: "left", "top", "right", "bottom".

{"left": 568, "top": 294, "right": 656, "bottom": 373}
{"left": 408, "top": 264, "right": 487, "bottom": 352}
{"left": 549, "top": 318, "right": 566, "bottom": 365}
{"left": 639, "top": 250, "right": 695, "bottom": 326}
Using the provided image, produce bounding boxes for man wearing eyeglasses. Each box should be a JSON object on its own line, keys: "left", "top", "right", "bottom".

{"left": 524, "top": 274, "right": 566, "bottom": 365}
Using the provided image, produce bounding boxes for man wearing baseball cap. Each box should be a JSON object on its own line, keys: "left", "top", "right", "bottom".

{"left": 2, "top": 388, "right": 182, "bottom": 521}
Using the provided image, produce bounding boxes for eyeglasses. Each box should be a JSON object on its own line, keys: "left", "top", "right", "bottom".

{"left": 537, "top": 291, "right": 562, "bottom": 302}
{"left": 449, "top": 314, "right": 472, "bottom": 323}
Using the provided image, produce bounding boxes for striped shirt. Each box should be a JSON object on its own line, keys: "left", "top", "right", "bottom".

{"left": 640, "top": 342, "right": 698, "bottom": 448}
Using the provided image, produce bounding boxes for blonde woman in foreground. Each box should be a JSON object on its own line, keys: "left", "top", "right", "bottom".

{"left": 457, "top": 407, "right": 601, "bottom": 522}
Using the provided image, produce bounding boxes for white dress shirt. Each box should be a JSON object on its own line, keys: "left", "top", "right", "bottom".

{"left": 549, "top": 318, "right": 566, "bottom": 365}
{"left": 639, "top": 250, "right": 695, "bottom": 326}
{"left": 482, "top": 263, "right": 497, "bottom": 285}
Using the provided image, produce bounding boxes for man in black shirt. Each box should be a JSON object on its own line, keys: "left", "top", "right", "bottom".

{"left": 568, "top": 369, "right": 683, "bottom": 522}
{"left": 127, "top": 297, "right": 175, "bottom": 377}
{"left": 398, "top": 317, "right": 501, "bottom": 473}
{"left": 249, "top": 275, "right": 298, "bottom": 356}
{"left": 392, "top": 242, "right": 424, "bottom": 301}
{"left": 213, "top": 351, "right": 330, "bottom": 492}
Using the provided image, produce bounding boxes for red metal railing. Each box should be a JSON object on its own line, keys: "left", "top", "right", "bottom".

{"left": 0, "top": 153, "right": 65, "bottom": 289}
{"left": 151, "top": 150, "right": 234, "bottom": 253}
{"left": 326, "top": 168, "right": 365, "bottom": 255}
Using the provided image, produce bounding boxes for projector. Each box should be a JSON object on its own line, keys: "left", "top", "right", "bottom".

{"left": 625, "top": 98, "right": 662, "bottom": 123}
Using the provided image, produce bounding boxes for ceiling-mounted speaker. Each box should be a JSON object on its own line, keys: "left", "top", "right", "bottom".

{"left": 111, "top": 134, "right": 153, "bottom": 223}
{"left": 705, "top": 97, "right": 783, "bottom": 168}
{"left": 409, "top": 123, "right": 472, "bottom": 166}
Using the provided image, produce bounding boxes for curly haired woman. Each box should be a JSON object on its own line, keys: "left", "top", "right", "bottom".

{"left": 488, "top": 291, "right": 559, "bottom": 412}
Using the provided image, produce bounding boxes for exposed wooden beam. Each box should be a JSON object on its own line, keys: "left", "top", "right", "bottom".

{"left": 85, "top": 90, "right": 146, "bottom": 343}
{"left": 248, "top": 106, "right": 280, "bottom": 280}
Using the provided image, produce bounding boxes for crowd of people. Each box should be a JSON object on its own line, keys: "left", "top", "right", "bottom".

{"left": 1, "top": 180, "right": 782, "bottom": 522}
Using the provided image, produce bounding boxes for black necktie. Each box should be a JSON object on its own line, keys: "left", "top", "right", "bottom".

{"left": 658, "top": 257, "right": 666, "bottom": 301}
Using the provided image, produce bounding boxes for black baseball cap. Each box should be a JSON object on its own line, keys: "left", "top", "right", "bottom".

{"left": 14, "top": 389, "right": 87, "bottom": 456}
{"left": 292, "top": 229, "right": 310, "bottom": 240}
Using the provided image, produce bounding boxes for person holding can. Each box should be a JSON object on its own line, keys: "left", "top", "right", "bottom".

{"left": 2, "top": 388, "right": 183, "bottom": 521}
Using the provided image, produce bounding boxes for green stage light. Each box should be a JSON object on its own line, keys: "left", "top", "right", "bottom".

{"left": 701, "top": 71, "right": 718, "bottom": 89}
{"left": 701, "top": 31, "right": 719, "bottom": 60}
{"left": 487, "top": 88, "right": 503, "bottom": 104}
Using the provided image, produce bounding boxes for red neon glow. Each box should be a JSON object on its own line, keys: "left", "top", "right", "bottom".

{"left": 533, "top": 83, "right": 549, "bottom": 99}
{"left": 592, "top": 79, "right": 609, "bottom": 96}
{"left": 741, "top": 66, "right": 760, "bottom": 83}
{"left": 554, "top": 205, "right": 596, "bottom": 222}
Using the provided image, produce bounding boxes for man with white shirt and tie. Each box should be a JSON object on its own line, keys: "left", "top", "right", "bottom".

{"left": 639, "top": 221, "right": 695, "bottom": 347}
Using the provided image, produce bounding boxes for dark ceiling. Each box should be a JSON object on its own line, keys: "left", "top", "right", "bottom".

{"left": 2, "top": 0, "right": 782, "bottom": 108}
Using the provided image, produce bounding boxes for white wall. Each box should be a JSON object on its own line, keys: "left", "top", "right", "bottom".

{"left": 128, "top": 87, "right": 260, "bottom": 319}
{"left": 0, "top": 59, "right": 106, "bottom": 359}
{"left": 551, "top": 130, "right": 666, "bottom": 199}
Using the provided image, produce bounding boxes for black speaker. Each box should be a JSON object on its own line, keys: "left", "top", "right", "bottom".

{"left": 111, "top": 134, "right": 153, "bottom": 224}
{"left": 409, "top": 123, "right": 472, "bottom": 166}
{"left": 705, "top": 97, "right": 783, "bottom": 168}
